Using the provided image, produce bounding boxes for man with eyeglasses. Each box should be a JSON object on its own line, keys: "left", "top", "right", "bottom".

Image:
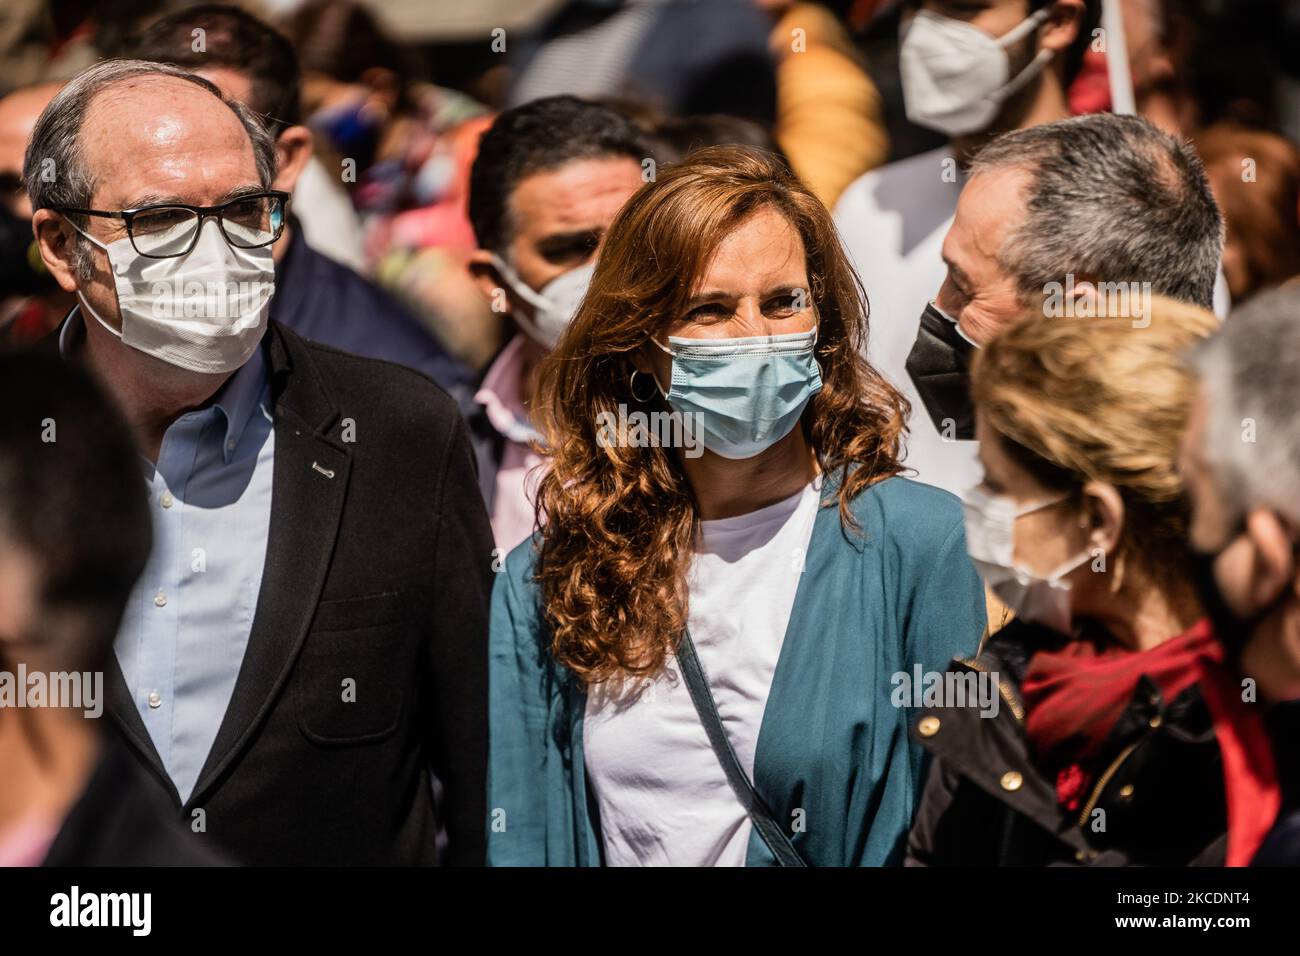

{"left": 124, "top": 5, "right": 477, "bottom": 409}
{"left": 24, "top": 58, "right": 494, "bottom": 865}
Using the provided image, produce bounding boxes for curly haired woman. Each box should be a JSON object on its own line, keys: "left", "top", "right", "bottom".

{"left": 487, "top": 146, "right": 985, "bottom": 866}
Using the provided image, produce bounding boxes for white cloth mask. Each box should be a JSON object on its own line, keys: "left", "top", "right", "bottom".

{"left": 962, "top": 484, "right": 1092, "bottom": 634}
{"left": 490, "top": 254, "right": 595, "bottom": 349}
{"left": 900, "top": 7, "right": 1055, "bottom": 137}
{"left": 72, "top": 217, "right": 273, "bottom": 374}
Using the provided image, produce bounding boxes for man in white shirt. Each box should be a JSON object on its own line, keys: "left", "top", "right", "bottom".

{"left": 834, "top": 0, "right": 1096, "bottom": 493}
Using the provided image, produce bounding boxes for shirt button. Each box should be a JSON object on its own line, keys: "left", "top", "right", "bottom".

{"left": 160, "top": 491, "right": 174, "bottom": 509}
{"left": 147, "top": 690, "right": 162, "bottom": 709}
{"left": 153, "top": 589, "right": 167, "bottom": 607}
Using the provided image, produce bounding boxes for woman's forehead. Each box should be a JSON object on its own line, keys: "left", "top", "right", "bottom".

{"left": 692, "top": 208, "right": 808, "bottom": 291}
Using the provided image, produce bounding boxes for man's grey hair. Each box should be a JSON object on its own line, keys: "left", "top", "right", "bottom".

{"left": 969, "top": 112, "right": 1224, "bottom": 309}
{"left": 1191, "top": 283, "right": 1300, "bottom": 526}
{"left": 23, "top": 58, "right": 278, "bottom": 279}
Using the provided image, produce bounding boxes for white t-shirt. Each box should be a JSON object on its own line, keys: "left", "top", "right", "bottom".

{"left": 582, "top": 479, "right": 821, "bottom": 866}
{"left": 834, "top": 147, "right": 981, "bottom": 498}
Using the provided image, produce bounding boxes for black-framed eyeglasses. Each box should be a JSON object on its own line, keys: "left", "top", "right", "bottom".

{"left": 54, "top": 190, "right": 290, "bottom": 259}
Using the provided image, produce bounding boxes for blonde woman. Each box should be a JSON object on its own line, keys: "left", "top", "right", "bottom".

{"left": 487, "top": 146, "right": 986, "bottom": 866}
{"left": 906, "top": 296, "right": 1280, "bottom": 867}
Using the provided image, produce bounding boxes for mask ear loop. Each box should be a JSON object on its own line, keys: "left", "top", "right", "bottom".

{"left": 488, "top": 252, "right": 560, "bottom": 348}
{"left": 996, "top": 7, "right": 1056, "bottom": 100}
{"left": 63, "top": 217, "right": 125, "bottom": 339}
{"left": 1056, "top": 495, "right": 1104, "bottom": 589}
{"left": 639, "top": 334, "right": 676, "bottom": 399}
{"left": 1012, "top": 490, "right": 1096, "bottom": 584}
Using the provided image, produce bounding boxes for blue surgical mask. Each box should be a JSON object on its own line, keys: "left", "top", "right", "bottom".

{"left": 653, "top": 329, "right": 822, "bottom": 460}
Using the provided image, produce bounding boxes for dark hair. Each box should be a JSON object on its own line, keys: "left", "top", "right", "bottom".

{"left": 128, "top": 4, "right": 301, "bottom": 135}
{"left": 969, "top": 112, "right": 1225, "bottom": 309}
{"left": 652, "top": 113, "right": 783, "bottom": 165}
{"left": 281, "top": 0, "right": 408, "bottom": 88}
{"left": 467, "top": 95, "right": 652, "bottom": 252}
{"left": 0, "top": 353, "right": 151, "bottom": 664}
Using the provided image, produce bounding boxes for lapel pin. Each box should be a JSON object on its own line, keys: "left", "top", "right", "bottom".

{"left": 311, "top": 461, "right": 336, "bottom": 479}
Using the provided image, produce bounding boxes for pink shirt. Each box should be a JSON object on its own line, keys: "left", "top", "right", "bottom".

{"left": 474, "top": 335, "right": 547, "bottom": 553}
{"left": 0, "top": 812, "right": 59, "bottom": 867}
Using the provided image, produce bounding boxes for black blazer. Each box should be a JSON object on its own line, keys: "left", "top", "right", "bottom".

{"left": 43, "top": 738, "right": 226, "bottom": 866}
{"left": 46, "top": 319, "right": 494, "bottom": 865}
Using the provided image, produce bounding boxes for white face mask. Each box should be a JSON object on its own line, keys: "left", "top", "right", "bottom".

{"left": 72, "top": 218, "right": 274, "bottom": 375}
{"left": 900, "top": 7, "right": 1055, "bottom": 137}
{"left": 962, "top": 484, "right": 1091, "bottom": 634}
{"left": 489, "top": 254, "right": 595, "bottom": 350}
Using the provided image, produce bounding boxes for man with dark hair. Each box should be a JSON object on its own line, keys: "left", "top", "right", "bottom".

{"left": 466, "top": 94, "right": 652, "bottom": 551}
{"left": 901, "top": 111, "right": 1224, "bottom": 495}
{"left": 134, "top": 3, "right": 301, "bottom": 135}
{"left": 0, "top": 353, "right": 216, "bottom": 865}
{"left": 834, "top": 0, "right": 1099, "bottom": 494}
{"left": 128, "top": 4, "right": 475, "bottom": 404}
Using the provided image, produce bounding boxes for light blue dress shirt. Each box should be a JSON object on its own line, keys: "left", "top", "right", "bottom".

{"left": 61, "top": 313, "right": 275, "bottom": 803}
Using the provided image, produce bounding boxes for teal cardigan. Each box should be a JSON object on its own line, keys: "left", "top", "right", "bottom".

{"left": 486, "top": 474, "right": 986, "bottom": 866}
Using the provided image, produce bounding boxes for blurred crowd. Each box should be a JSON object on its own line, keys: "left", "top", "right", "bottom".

{"left": 3, "top": 0, "right": 1300, "bottom": 871}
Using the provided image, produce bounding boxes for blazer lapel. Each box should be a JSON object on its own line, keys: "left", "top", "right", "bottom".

{"left": 186, "top": 324, "right": 352, "bottom": 807}
{"left": 105, "top": 652, "right": 180, "bottom": 805}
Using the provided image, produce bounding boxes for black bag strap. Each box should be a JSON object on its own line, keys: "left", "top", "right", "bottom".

{"left": 677, "top": 628, "right": 806, "bottom": 867}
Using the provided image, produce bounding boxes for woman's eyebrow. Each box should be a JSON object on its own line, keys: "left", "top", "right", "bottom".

{"left": 685, "top": 290, "right": 736, "bottom": 307}
{"left": 687, "top": 284, "right": 806, "bottom": 306}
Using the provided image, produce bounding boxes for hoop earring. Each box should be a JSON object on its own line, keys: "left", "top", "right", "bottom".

{"left": 630, "top": 368, "right": 659, "bottom": 403}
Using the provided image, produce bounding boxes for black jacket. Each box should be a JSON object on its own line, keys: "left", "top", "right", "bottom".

{"left": 46, "top": 320, "right": 494, "bottom": 865}
{"left": 905, "top": 619, "right": 1228, "bottom": 866}
{"left": 43, "top": 739, "right": 225, "bottom": 866}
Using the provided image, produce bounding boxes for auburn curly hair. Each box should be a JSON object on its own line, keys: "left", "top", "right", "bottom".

{"left": 531, "top": 145, "right": 908, "bottom": 684}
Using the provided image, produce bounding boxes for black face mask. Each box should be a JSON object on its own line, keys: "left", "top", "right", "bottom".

{"left": 1189, "top": 542, "right": 1254, "bottom": 660}
{"left": 905, "top": 302, "right": 977, "bottom": 441}
{"left": 1191, "top": 520, "right": 1300, "bottom": 661}
{"left": 0, "top": 203, "right": 57, "bottom": 298}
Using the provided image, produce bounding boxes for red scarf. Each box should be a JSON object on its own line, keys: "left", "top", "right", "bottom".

{"left": 1021, "top": 619, "right": 1280, "bottom": 866}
